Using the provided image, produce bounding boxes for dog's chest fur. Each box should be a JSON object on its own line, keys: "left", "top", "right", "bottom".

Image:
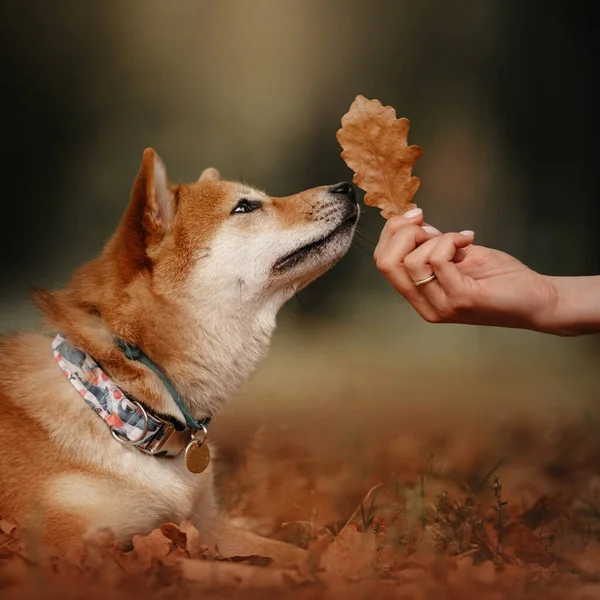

{"left": 176, "top": 300, "right": 281, "bottom": 416}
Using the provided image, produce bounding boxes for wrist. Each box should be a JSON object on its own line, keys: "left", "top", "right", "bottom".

{"left": 536, "top": 275, "right": 600, "bottom": 336}
{"left": 513, "top": 274, "right": 559, "bottom": 335}
{"left": 531, "top": 276, "right": 567, "bottom": 335}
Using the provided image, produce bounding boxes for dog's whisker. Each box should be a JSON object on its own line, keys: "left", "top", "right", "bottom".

{"left": 290, "top": 290, "right": 319, "bottom": 319}
{"left": 352, "top": 238, "right": 376, "bottom": 258}
{"left": 354, "top": 230, "right": 377, "bottom": 248}
{"left": 358, "top": 222, "right": 385, "bottom": 241}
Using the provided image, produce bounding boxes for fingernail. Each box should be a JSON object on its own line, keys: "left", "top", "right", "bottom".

{"left": 459, "top": 230, "right": 475, "bottom": 236}
{"left": 422, "top": 225, "right": 441, "bottom": 235}
{"left": 404, "top": 208, "right": 423, "bottom": 219}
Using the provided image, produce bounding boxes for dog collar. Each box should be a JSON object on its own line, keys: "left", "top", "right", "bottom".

{"left": 52, "top": 333, "right": 211, "bottom": 471}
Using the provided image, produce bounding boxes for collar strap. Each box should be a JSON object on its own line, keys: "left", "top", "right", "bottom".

{"left": 52, "top": 333, "right": 210, "bottom": 458}
{"left": 113, "top": 337, "right": 210, "bottom": 431}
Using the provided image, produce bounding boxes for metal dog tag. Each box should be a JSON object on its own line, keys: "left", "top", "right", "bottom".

{"left": 185, "top": 440, "right": 210, "bottom": 474}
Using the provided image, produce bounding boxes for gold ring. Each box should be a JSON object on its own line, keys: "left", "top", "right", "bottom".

{"left": 413, "top": 273, "right": 437, "bottom": 287}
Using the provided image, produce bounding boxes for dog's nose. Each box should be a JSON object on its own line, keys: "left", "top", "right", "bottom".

{"left": 329, "top": 182, "right": 356, "bottom": 204}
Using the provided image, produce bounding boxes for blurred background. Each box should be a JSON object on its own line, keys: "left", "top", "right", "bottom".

{"left": 1, "top": 0, "right": 598, "bottom": 438}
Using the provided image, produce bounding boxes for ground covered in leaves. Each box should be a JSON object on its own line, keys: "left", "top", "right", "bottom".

{"left": 2, "top": 362, "right": 600, "bottom": 599}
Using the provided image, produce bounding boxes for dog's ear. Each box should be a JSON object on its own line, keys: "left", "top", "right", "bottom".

{"left": 102, "top": 149, "right": 176, "bottom": 274}
{"left": 132, "top": 148, "right": 176, "bottom": 231}
{"left": 198, "top": 167, "right": 220, "bottom": 182}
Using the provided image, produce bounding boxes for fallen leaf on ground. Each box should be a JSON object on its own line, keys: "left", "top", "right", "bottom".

{"left": 319, "top": 524, "right": 379, "bottom": 580}
{"left": 179, "top": 519, "right": 210, "bottom": 559}
{"left": 502, "top": 520, "right": 552, "bottom": 566}
{"left": 180, "top": 558, "right": 307, "bottom": 588}
{"left": 131, "top": 528, "right": 172, "bottom": 565}
{"left": 160, "top": 522, "right": 187, "bottom": 549}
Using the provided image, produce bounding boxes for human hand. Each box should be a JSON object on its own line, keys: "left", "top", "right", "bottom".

{"left": 373, "top": 208, "right": 559, "bottom": 332}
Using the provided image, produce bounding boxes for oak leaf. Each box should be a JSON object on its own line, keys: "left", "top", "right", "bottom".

{"left": 337, "top": 95, "right": 423, "bottom": 218}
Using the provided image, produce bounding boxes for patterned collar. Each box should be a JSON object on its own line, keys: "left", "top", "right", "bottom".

{"left": 52, "top": 333, "right": 208, "bottom": 464}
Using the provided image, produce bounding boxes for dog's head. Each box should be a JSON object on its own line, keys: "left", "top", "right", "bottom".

{"left": 119, "top": 149, "right": 359, "bottom": 312}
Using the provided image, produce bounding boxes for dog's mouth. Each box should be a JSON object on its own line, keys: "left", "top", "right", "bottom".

{"left": 272, "top": 210, "right": 358, "bottom": 273}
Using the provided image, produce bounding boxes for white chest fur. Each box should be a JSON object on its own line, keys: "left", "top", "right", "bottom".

{"left": 47, "top": 442, "right": 216, "bottom": 542}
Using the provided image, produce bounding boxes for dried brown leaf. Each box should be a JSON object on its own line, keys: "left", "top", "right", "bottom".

{"left": 337, "top": 95, "right": 423, "bottom": 218}
{"left": 179, "top": 519, "right": 210, "bottom": 559}
{"left": 319, "top": 524, "right": 378, "bottom": 580}
{"left": 521, "top": 495, "right": 570, "bottom": 530}
{"left": 179, "top": 557, "right": 307, "bottom": 589}
{"left": 131, "top": 528, "right": 172, "bottom": 565}
{"left": 160, "top": 523, "right": 187, "bottom": 549}
{"left": 503, "top": 520, "right": 552, "bottom": 567}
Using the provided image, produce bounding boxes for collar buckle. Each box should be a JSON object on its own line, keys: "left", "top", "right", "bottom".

{"left": 111, "top": 400, "right": 150, "bottom": 446}
{"left": 137, "top": 419, "right": 193, "bottom": 456}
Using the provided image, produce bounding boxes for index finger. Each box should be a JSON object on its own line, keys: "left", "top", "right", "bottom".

{"left": 375, "top": 224, "right": 437, "bottom": 302}
{"left": 377, "top": 208, "right": 424, "bottom": 251}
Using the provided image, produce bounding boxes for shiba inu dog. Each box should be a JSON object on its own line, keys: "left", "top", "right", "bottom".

{"left": 0, "top": 149, "right": 358, "bottom": 564}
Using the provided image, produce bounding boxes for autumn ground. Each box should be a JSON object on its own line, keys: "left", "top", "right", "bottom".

{"left": 1, "top": 332, "right": 600, "bottom": 600}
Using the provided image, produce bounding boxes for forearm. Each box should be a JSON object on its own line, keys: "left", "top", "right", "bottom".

{"left": 540, "top": 276, "right": 600, "bottom": 336}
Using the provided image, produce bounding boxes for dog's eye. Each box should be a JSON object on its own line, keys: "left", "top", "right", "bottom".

{"left": 231, "top": 199, "right": 261, "bottom": 215}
